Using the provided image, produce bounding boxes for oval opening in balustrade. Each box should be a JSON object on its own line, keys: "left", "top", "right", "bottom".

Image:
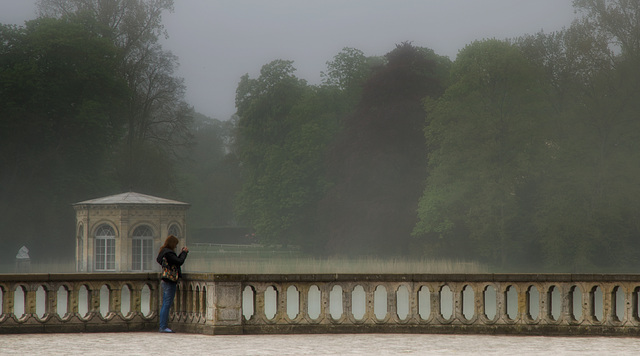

{"left": 13, "top": 285, "right": 26, "bottom": 318}
{"left": 308, "top": 285, "right": 321, "bottom": 320}
{"left": 352, "top": 285, "right": 366, "bottom": 321}
{"left": 396, "top": 285, "right": 409, "bottom": 321}
{"left": 242, "top": 285, "right": 255, "bottom": 320}
{"left": 527, "top": 285, "right": 539, "bottom": 320}
{"left": 440, "top": 285, "right": 453, "bottom": 320}
{"left": 374, "top": 285, "right": 387, "bottom": 321}
{"left": 100, "top": 285, "right": 110, "bottom": 317}
{"left": 570, "top": 285, "right": 582, "bottom": 321}
{"left": 591, "top": 286, "right": 603, "bottom": 322}
{"left": 202, "top": 286, "right": 207, "bottom": 317}
{"left": 56, "top": 285, "right": 69, "bottom": 318}
{"left": 613, "top": 286, "right": 625, "bottom": 322}
{"left": 78, "top": 285, "right": 89, "bottom": 318}
{"left": 484, "top": 285, "right": 497, "bottom": 320}
{"left": 418, "top": 286, "right": 430, "bottom": 320}
{"left": 141, "top": 284, "right": 151, "bottom": 317}
{"left": 287, "top": 285, "right": 299, "bottom": 320}
{"left": 175, "top": 284, "right": 182, "bottom": 314}
{"left": 121, "top": 284, "right": 131, "bottom": 316}
{"left": 195, "top": 285, "right": 201, "bottom": 315}
{"left": 548, "top": 285, "right": 561, "bottom": 321}
{"left": 56, "top": 286, "right": 69, "bottom": 318}
{"left": 462, "top": 285, "right": 474, "bottom": 320}
{"left": 57, "top": 286, "right": 68, "bottom": 318}
{"left": 36, "top": 285, "right": 46, "bottom": 319}
{"left": 189, "top": 285, "right": 196, "bottom": 314}
{"left": 264, "top": 286, "right": 278, "bottom": 320}
{"left": 505, "top": 285, "right": 518, "bottom": 320}
{"left": 185, "top": 285, "right": 193, "bottom": 314}
{"left": 329, "top": 285, "right": 343, "bottom": 320}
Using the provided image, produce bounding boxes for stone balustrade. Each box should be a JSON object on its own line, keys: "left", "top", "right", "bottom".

{"left": 0, "top": 273, "right": 159, "bottom": 333}
{"left": 2, "top": 273, "right": 640, "bottom": 336}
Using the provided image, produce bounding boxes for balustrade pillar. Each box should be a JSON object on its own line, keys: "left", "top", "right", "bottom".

{"left": 342, "top": 284, "right": 353, "bottom": 322}
{"left": 517, "top": 284, "right": 528, "bottom": 321}
{"left": 46, "top": 285, "right": 57, "bottom": 319}
{"left": 131, "top": 285, "right": 141, "bottom": 316}
{"left": 109, "top": 284, "right": 121, "bottom": 317}
{"left": 90, "top": 285, "right": 100, "bottom": 317}
{"left": 68, "top": 284, "right": 79, "bottom": 316}
{"left": 364, "top": 284, "right": 375, "bottom": 323}
{"left": 321, "top": 283, "right": 332, "bottom": 322}
{"left": 25, "top": 286, "right": 37, "bottom": 317}
{"left": 407, "top": 283, "right": 418, "bottom": 322}
{"left": 387, "top": 284, "right": 397, "bottom": 322}
{"left": 298, "top": 284, "right": 310, "bottom": 321}
{"left": 625, "top": 284, "right": 636, "bottom": 326}
{"left": 495, "top": 283, "right": 506, "bottom": 323}
{"left": 432, "top": 284, "right": 443, "bottom": 322}
{"left": 560, "top": 283, "right": 572, "bottom": 324}
{"left": 205, "top": 281, "right": 243, "bottom": 334}
{"left": 1, "top": 286, "right": 10, "bottom": 317}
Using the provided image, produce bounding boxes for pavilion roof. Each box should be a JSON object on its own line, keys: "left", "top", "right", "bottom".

{"left": 73, "top": 192, "right": 189, "bottom": 206}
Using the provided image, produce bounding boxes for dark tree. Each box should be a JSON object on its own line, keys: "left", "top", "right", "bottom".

{"left": 0, "top": 18, "right": 128, "bottom": 263}
{"left": 319, "top": 43, "right": 449, "bottom": 256}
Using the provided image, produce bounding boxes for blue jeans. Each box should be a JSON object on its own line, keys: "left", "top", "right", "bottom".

{"left": 159, "top": 280, "right": 177, "bottom": 330}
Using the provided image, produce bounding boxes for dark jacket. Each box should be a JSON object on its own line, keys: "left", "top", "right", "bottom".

{"left": 157, "top": 248, "right": 189, "bottom": 282}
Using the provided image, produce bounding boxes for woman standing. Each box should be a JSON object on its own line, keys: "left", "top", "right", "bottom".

{"left": 156, "top": 235, "right": 189, "bottom": 333}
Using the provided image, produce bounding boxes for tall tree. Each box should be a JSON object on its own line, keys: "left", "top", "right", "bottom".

{"left": 176, "top": 113, "right": 242, "bottom": 229}
{"left": 37, "top": 0, "right": 193, "bottom": 194}
{"left": 234, "top": 60, "right": 343, "bottom": 248}
{"left": 0, "top": 17, "right": 128, "bottom": 262}
{"left": 515, "top": 0, "right": 640, "bottom": 270}
{"left": 413, "top": 39, "right": 550, "bottom": 267}
{"left": 320, "top": 43, "right": 449, "bottom": 256}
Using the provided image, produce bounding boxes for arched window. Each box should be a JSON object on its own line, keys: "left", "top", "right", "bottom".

{"left": 95, "top": 224, "right": 115, "bottom": 271}
{"left": 132, "top": 225, "right": 154, "bottom": 271}
{"left": 168, "top": 224, "right": 181, "bottom": 238}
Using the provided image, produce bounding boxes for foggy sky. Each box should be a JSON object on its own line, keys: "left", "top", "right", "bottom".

{"left": 1, "top": 0, "right": 577, "bottom": 120}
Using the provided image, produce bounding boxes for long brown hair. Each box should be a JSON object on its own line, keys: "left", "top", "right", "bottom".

{"left": 159, "top": 235, "right": 179, "bottom": 253}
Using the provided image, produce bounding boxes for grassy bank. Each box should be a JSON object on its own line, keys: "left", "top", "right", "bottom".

{"left": 0, "top": 253, "right": 488, "bottom": 274}
{"left": 185, "top": 255, "right": 488, "bottom": 274}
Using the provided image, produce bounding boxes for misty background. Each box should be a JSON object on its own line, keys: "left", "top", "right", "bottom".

{"left": 1, "top": 0, "right": 639, "bottom": 273}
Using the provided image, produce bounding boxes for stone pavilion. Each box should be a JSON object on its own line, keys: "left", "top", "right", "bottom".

{"left": 73, "top": 192, "right": 190, "bottom": 272}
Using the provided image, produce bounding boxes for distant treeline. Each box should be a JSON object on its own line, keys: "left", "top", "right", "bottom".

{"left": 1, "top": 1, "right": 639, "bottom": 272}
{"left": 232, "top": 0, "right": 640, "bottom": 272}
